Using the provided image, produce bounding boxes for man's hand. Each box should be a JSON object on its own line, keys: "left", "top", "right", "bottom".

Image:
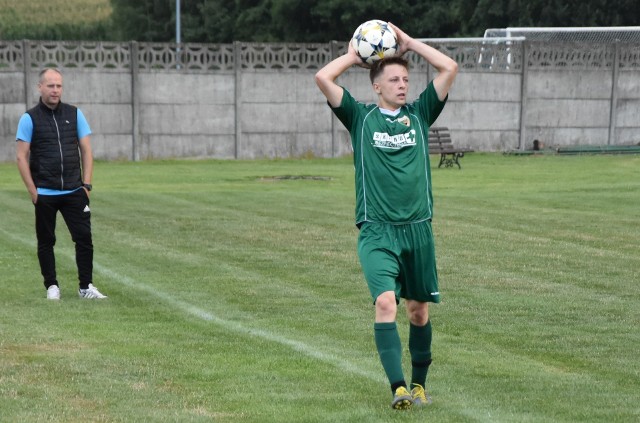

{"left": 388, "top": 23, "right": 413, "bottom": 57}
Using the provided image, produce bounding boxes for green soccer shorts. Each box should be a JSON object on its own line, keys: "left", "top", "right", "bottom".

{"left": 357, "top": 220, "right": 441, "bottom": 304}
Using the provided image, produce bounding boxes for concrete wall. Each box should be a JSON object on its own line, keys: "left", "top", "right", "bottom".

{"left": 442, "top": 72, "right": 523, "bottom": 151}
{"left": 2, "top": 40, "right": 639, "bottom": 162}
{"left": 525, "top": 69, "right": 612, "bottom": 146}
{"left": 137, "top": 72, "right": 236, "bottom": 159}
{"left": 616, "top": 70, "right": 640, "bottom": 145}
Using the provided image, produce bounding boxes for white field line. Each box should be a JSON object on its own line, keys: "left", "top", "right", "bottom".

{"left": 0, "top": 226, "right": 384, "bottom": 383}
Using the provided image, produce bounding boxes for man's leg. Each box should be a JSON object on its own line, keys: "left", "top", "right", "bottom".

{"left": 34, "top": 195, "right": 60, "bottom": 288}
{"left": 59, "top": 190, "right": 93, "bottom": 289}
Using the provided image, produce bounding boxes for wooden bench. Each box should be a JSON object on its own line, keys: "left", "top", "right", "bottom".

{"left": 428, "top": 127, "right": 474, "bottom": 169}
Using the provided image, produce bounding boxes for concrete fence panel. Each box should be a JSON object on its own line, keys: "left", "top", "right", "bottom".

{"left": 2, "top": 39, "right": 639, "bottom": 163}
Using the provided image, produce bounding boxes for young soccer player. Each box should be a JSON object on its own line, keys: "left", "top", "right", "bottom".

{"left": 315, "top": 23, "right": 458, "bottom": 409}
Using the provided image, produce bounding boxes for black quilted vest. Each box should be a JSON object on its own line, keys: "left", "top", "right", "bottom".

{"left": 27, "top": 99, "right": 83, "bottom": 191}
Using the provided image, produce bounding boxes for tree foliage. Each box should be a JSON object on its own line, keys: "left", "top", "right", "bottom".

{"left": 110, "top": 0, "right": 174, "bottom": 41}
{"left": 8, "top": 0, "right": 636, "bottom": 42}
{"left": 0, "top": 0, "right": 640, "bottom": 43}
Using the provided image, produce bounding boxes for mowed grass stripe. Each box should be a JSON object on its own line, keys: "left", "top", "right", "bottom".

{"left": 0, "top": 219, "right": 385, "bottom": 384}
{"left": 0, "top": 184, "right": 382, "bottom": 382}
{"left": 93, "top": 262, "right": 385, "bottom": 383}
{"left": 1, "top": 156, "right": 639, "bottom": 422}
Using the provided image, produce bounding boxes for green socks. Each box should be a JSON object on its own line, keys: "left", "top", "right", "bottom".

{"left": 374, "top": 321, "right": 434, "bottom": 390}
{"left": 409, "top": 321, "right": 433, "bottom": 388}
{"left": 374, "top": 322, "right": 405, "bottom": 388}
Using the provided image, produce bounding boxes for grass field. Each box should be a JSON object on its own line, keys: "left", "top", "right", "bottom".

{"left": 1, "top": 154, "right": 639, "bottom": 422}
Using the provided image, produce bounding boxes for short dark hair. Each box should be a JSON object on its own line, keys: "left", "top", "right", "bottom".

{"left": 369, "top": 57, "right": 409, "bottom": 84}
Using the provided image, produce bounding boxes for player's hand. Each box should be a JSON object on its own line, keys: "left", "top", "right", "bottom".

{"left": 388, "top": 22, "right": 412, "bottom": 57}
{"left": 348, "top": 41, "right": 371, "bottom": 68}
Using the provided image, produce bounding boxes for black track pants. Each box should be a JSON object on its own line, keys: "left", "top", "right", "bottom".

{"left": 34, "top": 189, "right": 93, "bottom": 288}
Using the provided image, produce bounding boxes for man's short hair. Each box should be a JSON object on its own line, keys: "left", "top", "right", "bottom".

{"left": 39, "top": 67, "right": 62, "bottom": 82}
{"left": 369, "top": 57, "right": 409, "bottom": 84}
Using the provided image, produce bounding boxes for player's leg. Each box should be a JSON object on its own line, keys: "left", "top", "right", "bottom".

{"left": 406, "top": 300, "right": 433, "bottom": 405}
{"left": 374, "top": 292, "right": 412, "bottom": 409}
{"left": 373, "top": 291, "right": 407, "bottom": 398}
{"left": 358, "top": 223, "right": 411, "bottom": 409}
{"left": 400, "top": 220, "right": 438, "bottom": 405}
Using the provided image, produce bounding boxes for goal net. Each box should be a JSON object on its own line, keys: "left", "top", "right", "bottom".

{"left": 415, "top": 27, "right": 640, "bottom": 72}
{"left": 483, "top": 27, "right": 640, "bottom": 43}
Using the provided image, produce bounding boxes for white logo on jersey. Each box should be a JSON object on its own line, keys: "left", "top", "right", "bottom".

{"left": 384, "top": 116, "right": 411, "bottom": 127}
{"left": 372, "top": 129, "right": 416, "bottom": 149}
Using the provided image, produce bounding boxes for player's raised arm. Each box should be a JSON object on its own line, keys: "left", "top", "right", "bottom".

{"left": 315, "top": 42, "right": 363, "bottom": 108}
{"left": 389, "top": 23, "right": 458, "bottom": 101}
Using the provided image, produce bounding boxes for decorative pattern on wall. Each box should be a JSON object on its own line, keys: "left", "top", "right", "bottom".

{"left": 528, "top": 42, "right": 615, "bottom": 69}
{"left": 0, "top": 41, "right": 22, "bottom": 71}
{"left": 1, "top": 40, "right": 638, "bottom": 73}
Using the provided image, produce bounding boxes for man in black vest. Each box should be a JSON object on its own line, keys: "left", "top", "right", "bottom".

{"left": 16, "top": 68, "right": 107, "bottom": 300}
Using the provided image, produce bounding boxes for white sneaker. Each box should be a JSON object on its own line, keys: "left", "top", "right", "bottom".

{"left": 78, "top": 283, "right": 107, "bottom": 299}
{"left": 47, "top": 285, "right": 60, "bottom": 300}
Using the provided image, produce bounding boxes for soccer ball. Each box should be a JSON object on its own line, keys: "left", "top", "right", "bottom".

{"left": 351, "top": 20, "right": 398, "bottom": 65}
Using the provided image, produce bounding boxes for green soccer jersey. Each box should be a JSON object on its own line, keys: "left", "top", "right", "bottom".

{"left": 332, "top": 81, "right": 447, "bottom": 226}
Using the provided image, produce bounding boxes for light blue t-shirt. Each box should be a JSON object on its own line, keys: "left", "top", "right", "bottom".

{"left": 16, "top": 109, "right": 92, "bottom": 196}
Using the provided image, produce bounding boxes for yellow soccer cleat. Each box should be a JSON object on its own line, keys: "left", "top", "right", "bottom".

{"left": 411, "top": 383, "right": 432, "bottom": 407}
{"left": 391, "top": 386, "right": 413, "bottom": 410}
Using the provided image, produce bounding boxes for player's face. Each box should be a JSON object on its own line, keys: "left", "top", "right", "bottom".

{"left": 373, "top": 64, "right": 409, "bottom": 110}
{"left": 38, "top": 70, "right": 63, "bottom": 109}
